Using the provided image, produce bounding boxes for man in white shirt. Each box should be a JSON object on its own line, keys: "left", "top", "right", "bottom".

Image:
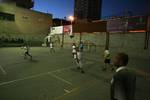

{"left": 50, "top": 42, "right": 55, "bottom": 53}
{"left": 72, "top": 43, "right": 77, "bottom": 59}
{"left": 74, "top": 48, "right": 85, "bottom": 74}
{"left": 111, "top": 53, "right": 136, "bottom": 100}
{"left": 103, "top": 49, "right": 111, "bottom": 71}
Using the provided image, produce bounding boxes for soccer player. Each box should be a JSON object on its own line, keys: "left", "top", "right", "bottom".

{"left": 74, "top": 48, "right": 85, "bottom": 74}
{"left": 72, "top": 43, "right": 77, "bottom": 59}
{"left": 79, "top": 42, "right": 84, "bottom": 52}
{"left": 23, "top": 45, "right": 32, "bottom": 60}
{"left": 50, "top": 42, "right": 55, "bottom": 53}
{"left": 102, "top": 49, "right": 111, "bottom": 71}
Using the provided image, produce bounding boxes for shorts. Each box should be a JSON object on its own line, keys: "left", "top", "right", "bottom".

{"left": 73, "top": 54, "right": 77, "bottom": 59}
{"left": 104, "top": 59, "right": 110, "bottom": 64}
{"left": 25, "top": 51, "right": 29, "bottom": 55}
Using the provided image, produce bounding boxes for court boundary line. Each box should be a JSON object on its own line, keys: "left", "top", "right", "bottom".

{"left": 0, "top": 65, "right": 7, "bottom": 75}
{"left": 0, "top": 61, "right": 94, "bottom": 86}
{"left": 0, "top": 62, "right": 93, "bottom": 86}
{"left": 0, "top": 66, "right": 74, "bottom": 86}
{"left": 50, "top": 73, "right": 72, "bottom": 85}
{"left": 54, "top": 80, "right": 98, "bottom": 100}
{"left": 54, "top": 88, "right": 79, "bottom": 100}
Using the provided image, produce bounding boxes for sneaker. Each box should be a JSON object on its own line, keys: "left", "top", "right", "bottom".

{"left": 81, "top": 70, "right": 85, "bottom": 74}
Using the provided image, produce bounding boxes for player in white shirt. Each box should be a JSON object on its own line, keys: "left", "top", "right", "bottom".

{"left": 50, "top": 42, "right": 55, "bottom": 53}
{"left": 74, "top": 47, "right": 85, "bottom": 74}
{"left": 103, "top": 49, "right": 111, "bottom": 71}
{"left": 72, "top": 43, "right": 77, "bottom": 59}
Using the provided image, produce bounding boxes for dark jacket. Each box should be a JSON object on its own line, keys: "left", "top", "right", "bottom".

{"left": 111, "top": 67, "right": 136, "bottom": 100}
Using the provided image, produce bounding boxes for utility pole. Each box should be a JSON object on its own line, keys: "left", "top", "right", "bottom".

{"left": 105, "top": 32, "right": 110, "bottom": 50}
{"left": 144, "top": 16, "right": 149, "bottom": 49}
{"left": 61, "top": 18, "right": 64, "bottom": 48}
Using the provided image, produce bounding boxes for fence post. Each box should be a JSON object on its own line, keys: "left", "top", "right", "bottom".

{"left": 105, "top": 32, "right": 110, "bottom": 50}
{"left": 144, "top": 16, "right": 149, "bottom": 49}
{"left": 79, "top": 33, "right": 82, "bottom": 43}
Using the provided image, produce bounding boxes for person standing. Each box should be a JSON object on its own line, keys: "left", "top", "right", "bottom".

{"left": 50, "top": 42, "right": 55, "bottom": 53}
{"left": 111, "top": 53, "right": 136, "bottom": 100}
{"left": 75, "top": 48, "right": 85, "bottom": 74}
{"left": 72, "top": 43, "right": 77, "bottom": 59}
{"left": 103, "top": 49, "right": 111, "bottom": 71}
{"left": 79, "top": 42, "right": 84, "bottom": 52}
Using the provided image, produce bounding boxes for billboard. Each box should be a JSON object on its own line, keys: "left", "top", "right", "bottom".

{"left": 63, "top": 25, "right": 73, "bottom": 35}
{"left": 73, "top": 21, "right": 107, "bottom": 33}
{"left": 51, "top": 26, "right": 63, "bottom": 35}
{"left": 127, "top": 16, "right": 147, "bottom": 32}
{"left": 107, "top": 16, "right": 147, "bottom": 33}
{"left": 107, "top": 18, "right": 124, "bottom": 33}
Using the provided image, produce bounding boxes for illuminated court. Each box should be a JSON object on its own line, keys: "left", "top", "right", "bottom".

{"left": 0, "top": 47, "right": 150, "bottom": 100}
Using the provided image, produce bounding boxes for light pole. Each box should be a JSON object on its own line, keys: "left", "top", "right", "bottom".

{"left": 61, "top": 17, "right": 64, "bottom": 48}
{"left": 68, "top": 16, "right": 74, "bottom": 25}
{"left": 68, "top": 16, "right": 74, "bottom": 38}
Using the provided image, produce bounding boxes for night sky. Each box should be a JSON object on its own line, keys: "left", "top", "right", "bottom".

{"left": 33, "top": 0, "right": 150, "bottom": 18}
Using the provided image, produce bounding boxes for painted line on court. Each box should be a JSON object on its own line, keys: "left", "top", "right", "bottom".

{"left": 64, "top": 89, "right": 71, "bottom": 93}
{"left": 50, "top": 73, "right": 72, "bottom": 85}
{"left": 0, "top": 66, "right": 74, "bottom": 86}
{"left": 54, "top": 80, "right": 98, "bottom": 100}
{"left": 0, "top": 65, "right": 7, "bottom": 75}
{"left": 54, "top": 87, "right": 79, "bottom": 100}
{"left": 0, "top": 61, "right": 94, "bottom": 86}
